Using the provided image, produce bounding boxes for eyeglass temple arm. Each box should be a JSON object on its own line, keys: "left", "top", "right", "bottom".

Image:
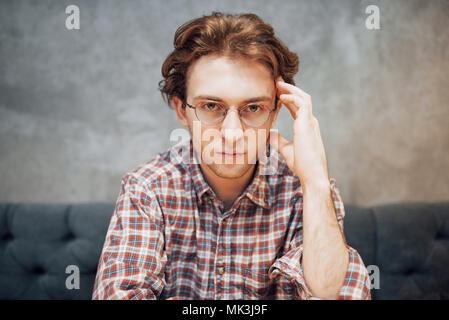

{"left": 182, "top": 101, "right": 194, "bottom": 109}
{"left": 273, "top": 96, "right": 279, "bottom": 112}
{"left": 183, "top": 98, "right": 279, "bottom": 111}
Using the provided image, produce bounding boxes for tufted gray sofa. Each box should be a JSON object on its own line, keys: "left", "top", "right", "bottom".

{"left": 0, "top": 201, "right": 448, "bottom": 300}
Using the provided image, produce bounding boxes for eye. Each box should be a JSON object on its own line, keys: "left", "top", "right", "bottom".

{"left": 202, "top": 102, "right": 219, "bottom": 111}
{"left": 247, "top": 104, "right": 261, "bottom": 113}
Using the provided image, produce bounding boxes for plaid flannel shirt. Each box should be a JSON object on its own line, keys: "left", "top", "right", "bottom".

{"left": 92, "top": 140, "right": 371, "bottom": 299}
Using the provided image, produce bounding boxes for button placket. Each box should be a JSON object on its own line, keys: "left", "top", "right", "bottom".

{"left": 214, "top": 217, "right": 224, "bottom": 299}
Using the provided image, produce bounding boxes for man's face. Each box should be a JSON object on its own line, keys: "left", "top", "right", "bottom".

{"left": 175, "top": 54, "right": 280, "bottom": 179}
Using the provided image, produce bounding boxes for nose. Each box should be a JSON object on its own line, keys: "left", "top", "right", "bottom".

{"left": 221, "top": 108, "right": 244, "bottom": 152}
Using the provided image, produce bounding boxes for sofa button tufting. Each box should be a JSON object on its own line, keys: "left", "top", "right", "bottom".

{"left": 404, "top": 268, "right": 416, "bottom": 276}
{"left": 2, "top": 233, "right": 13, "bottom": 241}
{"left": 32, "top": 266, "right": 45, "bottom": 274}
{"left": 65, "top": 232, "right": 75, "bottom": 240}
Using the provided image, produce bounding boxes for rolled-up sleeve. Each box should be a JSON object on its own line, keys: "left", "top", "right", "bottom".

{"left": 268, "top": 178, "right": 371, "bottom": 300}
{"left": 92, "top": 173, "right": 166, "bottom": 300}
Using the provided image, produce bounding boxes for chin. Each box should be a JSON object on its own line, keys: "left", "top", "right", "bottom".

{"left": 207, "top": 163, "right": 253, "bottom": 179}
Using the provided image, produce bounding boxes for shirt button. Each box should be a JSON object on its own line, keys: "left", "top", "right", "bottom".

{"left": 218, "top": 267, "right": 225, "bottom": 275}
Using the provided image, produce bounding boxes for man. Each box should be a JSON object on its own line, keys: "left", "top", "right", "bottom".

{"left": 92, "top": 12, "right": 371, "bottom": 300}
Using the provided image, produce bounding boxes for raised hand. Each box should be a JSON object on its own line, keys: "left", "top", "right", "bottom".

{"left": 270, "top": 77, "right": 330, "bottom": 188}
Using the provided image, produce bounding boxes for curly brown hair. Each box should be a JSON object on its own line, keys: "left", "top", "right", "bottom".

{"left": 158, "top": 12, "right": 299, "bottom": 109}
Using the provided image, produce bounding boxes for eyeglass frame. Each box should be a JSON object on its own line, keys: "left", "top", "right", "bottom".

{"left": 182, "top": 96, "right": 279, "bottom": 127}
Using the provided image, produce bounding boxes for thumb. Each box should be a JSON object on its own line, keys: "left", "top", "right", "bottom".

{"left": 270, "top": 130, "right": 295, "bottom": 171}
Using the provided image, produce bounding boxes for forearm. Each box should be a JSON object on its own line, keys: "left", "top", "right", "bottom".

{"left": 302, "top": 180, "right": 349, "bottom": 299}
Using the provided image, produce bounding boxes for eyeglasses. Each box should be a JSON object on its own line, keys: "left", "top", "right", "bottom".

{"left": 183, "top": 97, "right": 278, "bottom": 127}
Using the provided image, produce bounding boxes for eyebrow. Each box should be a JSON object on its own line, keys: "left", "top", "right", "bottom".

{"left": 192, "top": 95, "right": 272, "bottom": 104}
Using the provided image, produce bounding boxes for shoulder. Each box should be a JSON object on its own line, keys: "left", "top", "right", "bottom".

{"left": 120, "top": 143, "right": 191, "bottom": 194}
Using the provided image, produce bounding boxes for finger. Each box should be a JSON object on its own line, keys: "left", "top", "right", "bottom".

{"left": 281, "top": 93, "right": 314, "bottom": 119}
{"left": 276, "top": 79, "right": 312, "bottom": 112}
{"left": 276, "top": 76, "right": 285, "bottom": 84}
{"left": 279, "top": 93, "right": 310, "bottom": 119}
{"left": 276, "top": 81, "right": 291, "bottom": 98}
{"left": 276, "top": 80, "right": 310, "bottom": 99}
{"left": 275, "top": 77, "right": 286, "bottom": 99}
{"left": 270, "top": 130, "right": 295, "bottom": 170}
{"left": 276, "top": 82, "right": 314, "bottom": 115}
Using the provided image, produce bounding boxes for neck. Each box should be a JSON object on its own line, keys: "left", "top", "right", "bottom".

{"left": 199, "top": 163, "right": 257, "bottom": 211}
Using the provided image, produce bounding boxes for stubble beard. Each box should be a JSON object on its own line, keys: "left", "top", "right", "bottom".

{"left": 205, "top": 161, "right": 254, "bottom": 179}
{"left": 199, "top": 149, "right": 259, "bottom": 179}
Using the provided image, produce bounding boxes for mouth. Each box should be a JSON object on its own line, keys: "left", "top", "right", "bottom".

{"left": 223, "top": 152, "right": 242, "bottom": 155}
{"left": 217, "top": 151, "right": 245, "bottom": 159}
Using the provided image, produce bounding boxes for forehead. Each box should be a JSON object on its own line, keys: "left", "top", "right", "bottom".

{"left": 186, "top": 54, "right": 275, "bottom": 101}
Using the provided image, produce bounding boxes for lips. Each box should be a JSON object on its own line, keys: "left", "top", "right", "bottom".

{"left": 220, "top": 152, "right": 245, "bottom": 156}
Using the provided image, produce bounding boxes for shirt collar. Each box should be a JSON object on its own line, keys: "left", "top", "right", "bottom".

{"left": 177, "top": 139, "right": 284, "bottom": 209}
{"left": 242, "top": 143, "right": 284, "bottom": 209}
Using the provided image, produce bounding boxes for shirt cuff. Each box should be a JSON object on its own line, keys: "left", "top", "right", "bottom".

{"left": 269, "top": 245, "right": 371, "bottom": 300}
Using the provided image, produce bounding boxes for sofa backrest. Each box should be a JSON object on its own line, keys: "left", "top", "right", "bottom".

{"left": 0, "top": 203, "right": 113, "bottom": 299}
{"left": 345, "top": 202, "right": 449, "bottom": 299}
{"left": 1, "top": 202, "right": 448, "bottom": 299}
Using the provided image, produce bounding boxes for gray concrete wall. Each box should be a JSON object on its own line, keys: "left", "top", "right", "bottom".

{"left": 1, "top": 0, "right": 448, "bottom": 206}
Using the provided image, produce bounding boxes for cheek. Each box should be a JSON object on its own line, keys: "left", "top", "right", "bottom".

{"left": 245, "top": 127, "right": 271, "bottom": 157}
{"left": 191, "top": 126, "right": 271, "bottom": 154}
{"left": 193, "top": 125, "right": 223, "bottom": 151}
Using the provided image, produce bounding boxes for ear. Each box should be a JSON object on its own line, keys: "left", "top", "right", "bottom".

{"left": 172, "top": 96, "right": 189, "bottom": 127}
